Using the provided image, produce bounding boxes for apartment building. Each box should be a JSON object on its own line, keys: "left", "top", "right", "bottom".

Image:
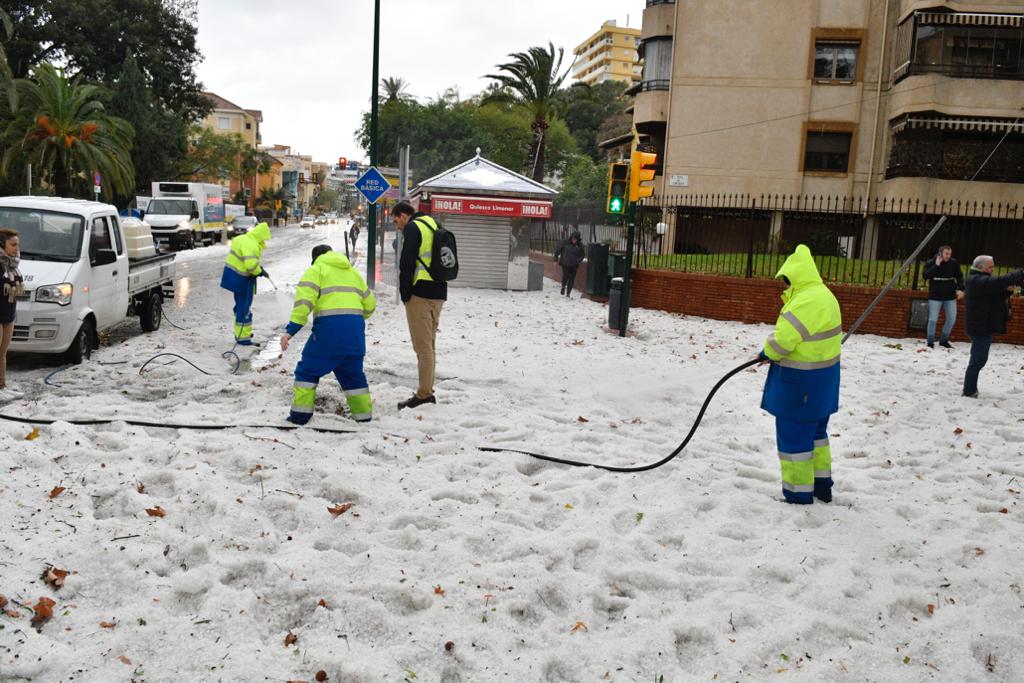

{"left": 572, "top": 20, "right": 642, "bottom": 86}
{"left": 201, "top": 91, "right": 269, "bottom": 210}
{"left": 632, "top": 0, "right": 1024, "bottom": 258}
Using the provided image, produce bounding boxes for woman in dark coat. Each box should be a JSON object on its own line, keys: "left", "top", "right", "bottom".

{"left": 554, "top": 231, "right": 585, "bottom": 298}
{"left": 0, "top": 228, "right": 25, "bottom": 402}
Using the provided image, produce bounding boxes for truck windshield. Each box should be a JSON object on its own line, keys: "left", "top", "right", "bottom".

{"left": 0, "top": 208, "right": 84, "bottom": 262}
{"left": 147, "top": 199, "right": 193, "bottom": 215}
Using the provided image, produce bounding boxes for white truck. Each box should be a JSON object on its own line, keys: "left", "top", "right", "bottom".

{"left": 145, "top": 181, "right": 227, "bottom": 250}
{"left": 3, "top": 196, "right": 176, "bottom": 364}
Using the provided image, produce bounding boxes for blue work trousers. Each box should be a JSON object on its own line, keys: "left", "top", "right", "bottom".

{"left": 233, "top": 280, "right": 255, "bottom": 344}
{"left": 775, "top": 417, "right": 833, "bottom": 504}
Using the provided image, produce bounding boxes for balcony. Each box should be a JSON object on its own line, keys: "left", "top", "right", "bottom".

{"left": 886, "top": 125, "right": 1024, "bottom": 184}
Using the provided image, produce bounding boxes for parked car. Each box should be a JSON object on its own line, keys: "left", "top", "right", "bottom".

{"left": 300, "top": 216, "right": 315, "bottom": 228}
{"left": 315, "top": 216, "right": 328, "bottom": 226}
{"left": 229, "top": 215, "right": 258, "bottom": 237}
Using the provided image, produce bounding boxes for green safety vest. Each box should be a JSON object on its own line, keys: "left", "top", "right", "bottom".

{"left": 412, "top": 216, "right": 438, "bottom": 285}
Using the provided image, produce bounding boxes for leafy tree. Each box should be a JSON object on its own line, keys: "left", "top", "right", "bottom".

{"left": 110, "top": 50, "right": 186, "bottom": 200}
{"left": 313, "top": 187, "right": 339, "bottom": 211}
{"left": 177, "top": 126, "right": 246, "bottom": 182}
{"left": 257, "top": 186, "right": 289, "bottom": 220}
{"left": 0, "top": 63, "right": 134, "bottom": 198}
{"left": 559, "top": 80, "right": 630, "bottom": 161}
{"left": 0, "top": 0, "right": 208, "bottom": 121}
{"left": 380, "top": 76, "right": 413, "bottom": 104}
{"left": 557, "top": 156, "right": 609, "bottom": 206}
{"left": 484, "top": 42, "right": 572, "bottom": 182}
{"left": 0, "top": 8, "right": 15, "bottom": 110}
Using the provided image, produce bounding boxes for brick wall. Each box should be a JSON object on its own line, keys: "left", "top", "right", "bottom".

{"left": 529, "top": 252, "right": 1024, "bottom": 344}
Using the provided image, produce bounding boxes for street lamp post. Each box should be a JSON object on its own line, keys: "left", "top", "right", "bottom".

{"left": 367, "top": 0, "right": 380, "bottom": 288}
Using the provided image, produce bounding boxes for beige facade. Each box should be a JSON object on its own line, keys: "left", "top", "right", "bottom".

{"left": 573, "top": 20, "right": 642, "bottom": 85}
{"left": 201, "top": 92, "right": 262, "bottom": 148}
{"left": 633, "top": 0, "right": 1024, "bottom": 212}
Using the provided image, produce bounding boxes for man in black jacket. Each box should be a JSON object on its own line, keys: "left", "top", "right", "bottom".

{"left": 554, "top": 231, "right": 585, "bottom": 297}
{"left": 393, "top": 201, "right": 447, "bottom": 410}
{"left": 962, "top": 254, "right": 1024, "bottom": 398}
{"left": 923, "top": 245, "right": 964, "bottom": 348}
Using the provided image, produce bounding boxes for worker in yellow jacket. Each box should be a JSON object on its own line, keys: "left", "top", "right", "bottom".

{"left": 220, "top": 222, "right": 271, "bottom": 345}
{"left": 280, "top": 245, "right": 376, "bottom": 424}
{"left": 758, "top": 244, "right": 842, "bottom": 504}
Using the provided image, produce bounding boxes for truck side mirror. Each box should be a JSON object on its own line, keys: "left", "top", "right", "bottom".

{"left": 191, "top": 209, "right": 200, "bottom": 219}
{"left": 91, "top": 248, "right": 117, "bottom": 267}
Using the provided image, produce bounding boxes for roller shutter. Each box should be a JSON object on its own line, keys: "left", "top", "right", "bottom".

{"left": 437, "top": 214, "right": 509, "bottom": 289}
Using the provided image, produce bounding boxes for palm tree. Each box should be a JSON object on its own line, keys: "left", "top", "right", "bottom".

{"left": 485, "top": 42, "right": 572, "bottom": 182}
{"left": 257, "top": 186, "right": 290, "bottom": 220}
{"left": 0, "top": 64, "right": 134, "bottom": 198}
{"left": 0, "top": 8, "right": 16, "bottom": 111}
{"left": 380, "top": 77, "right": 412, "bottom": 104}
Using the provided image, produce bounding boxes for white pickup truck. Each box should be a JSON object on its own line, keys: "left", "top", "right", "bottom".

{"left": 2, "top": 197, "right": 176, "bottom": 363}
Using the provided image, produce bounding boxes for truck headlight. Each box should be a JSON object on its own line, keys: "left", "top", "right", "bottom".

{"left": 35, "top": 283, "right": 74, "bottom": 306}
{"left": 178, "top": 220, "right": 192, "bottom": 232}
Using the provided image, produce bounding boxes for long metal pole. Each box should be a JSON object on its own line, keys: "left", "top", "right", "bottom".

{"left": 366, "top": 0, "right": 380, "bottom": 288}
{"left": 619, "top": 201, "right": 636, "bottom": 337}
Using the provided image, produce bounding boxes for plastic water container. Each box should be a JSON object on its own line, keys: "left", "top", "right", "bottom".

{"left": 121, "top": 217, "right": 156, "bottom": 259}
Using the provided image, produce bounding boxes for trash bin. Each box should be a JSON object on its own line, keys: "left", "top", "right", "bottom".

{"left": 586, "top": 243, "right": 610, "bottom": 296}
{"left": 608, "top": 252, "right": 628, "bottom": 283}
{"left": 608, "top": 277, "right": 629, "bottom": 330}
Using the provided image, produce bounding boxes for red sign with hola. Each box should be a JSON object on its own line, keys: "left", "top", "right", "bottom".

{"left": 431, "top": 194, "right": 552, "bottom": 219}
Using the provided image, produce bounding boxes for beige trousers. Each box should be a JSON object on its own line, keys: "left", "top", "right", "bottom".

{"left": 405, "top": 295, "right": 444, "bottom": 399}
{"left": 0, "top": 322, "right": 13, "bottom": 389}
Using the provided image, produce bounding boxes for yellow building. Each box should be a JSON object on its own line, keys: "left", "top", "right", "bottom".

{"left": 572, "top": 20, "right": 642, "bottom": 86}
{"left": 201, "top": 91, "right": 262, "bottom": 148}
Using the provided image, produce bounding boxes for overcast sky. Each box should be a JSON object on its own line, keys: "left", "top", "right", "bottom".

{"left": 195, "top": 0, "right": 644, "bottom": 165}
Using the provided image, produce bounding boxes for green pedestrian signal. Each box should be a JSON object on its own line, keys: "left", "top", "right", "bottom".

{"left": 606, "top": 162, "right": 629, "bottom": 215}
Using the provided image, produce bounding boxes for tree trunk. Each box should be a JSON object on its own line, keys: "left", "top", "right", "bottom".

{"left": 531, "top": 117, "right": 548, "bottom": 183}
{"left": 52, "top": 159, "right": 71, "bottom": 198}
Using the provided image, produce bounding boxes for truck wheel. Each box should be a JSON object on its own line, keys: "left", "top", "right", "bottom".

{"left": 186, "top": 233, "right": 196, "bottom": 250}
{"left": 139, "top": 290, "right": 163, "bottom": 332}
{"left": 66, "top": 318, "right": 95, "bottom": 365}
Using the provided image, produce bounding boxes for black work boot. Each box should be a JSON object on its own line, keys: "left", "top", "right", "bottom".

{"left": 398, "top": 394, "right": 436, "bottom": 410}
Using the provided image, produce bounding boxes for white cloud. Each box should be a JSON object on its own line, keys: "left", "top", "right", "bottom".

{"left": 195, "top": 0, "right": 644, "bottom": 164}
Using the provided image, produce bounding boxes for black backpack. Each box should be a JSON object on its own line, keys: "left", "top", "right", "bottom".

{"left": 415, "top": 217, "right": 459, "bottom": 282}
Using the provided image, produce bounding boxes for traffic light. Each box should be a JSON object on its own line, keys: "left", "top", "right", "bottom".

{"left": 629, "top": 150, "right": 658, "bottom": 202}
{"left": 338, "top": 157, "right": 347, "bottom": 170}
{"left": 312, "top": 172, "right": 319, "bottom": 184}
{"left": 606, "top": 162, "right": 629, "bottom": 214}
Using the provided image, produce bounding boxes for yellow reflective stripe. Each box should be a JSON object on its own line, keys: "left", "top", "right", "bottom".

{"left": 813, "top": 438, "right": 830, "bottom": 448}
{"left": 805, "top": 325, "right": 842, "bottom": 342}
{"left": 782, "top": 482, "right": 814, "bottom": 493}
{"left": 779, "top": 450, "right": 814, "bottom": 462}
{"left": 767, "top": 336, "right": 791, "bottom": 357}
{"left": 315, "top": 308, "right": 365, "bottom": 317}
{"left": 230, "top": 249, "right": 258, "bottom": 261}
{"left": 297, "top": 280, "right": 321, "bottom": 292}
{"left": 345, "top": 387, "right": 370, "bottom": 396}
{"left": 814, "top": 469, "right": 832, "bottom": 478}
{"left": 294, "top": 381, "right": 317, "bottom": 389}
{"left": 777, "top": 356, "right": 840, "bottom": 370}
{"left": 321, "top": 285, "right": 369, "bottom": 297}
{"left": 293, "top": 299, "right": 315, "bottom": 311}
{"left": 782, "top": 311, "right": 812, "bottom": 340}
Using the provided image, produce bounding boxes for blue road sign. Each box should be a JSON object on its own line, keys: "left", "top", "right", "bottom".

{"left": 355, "top": 166, "right": 392, "bottom": 205}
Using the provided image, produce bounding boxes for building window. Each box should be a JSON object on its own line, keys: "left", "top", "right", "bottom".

{"left": 217, "top": 116, "right": 231, "bottom": 130}
{"left": 895, "top": 12, "right": 1024, "bottom": 81}
{"left": 245, "top": 122, "right": 252, "bottom": 130}
{"left": 813, "top": 41, "right": 859, "bottom": 81}
{"left": 804, "top": 129, "right": 853, "bottom": 173}
{"left": 640, "top": 37, "right": 672, "bottom": 90}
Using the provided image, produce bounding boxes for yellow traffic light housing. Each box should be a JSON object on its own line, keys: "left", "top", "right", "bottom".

{"left": 629, "top": 150, "right": 658, "bottom": 202}
{"left": 606, "top": 162, "right": 629, "bottom": 214}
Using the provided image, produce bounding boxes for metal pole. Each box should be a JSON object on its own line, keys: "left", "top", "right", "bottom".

{"left": 619, "top": 201, "right": 636, "bottom": 337}
{"left": 27, "top": 164, "right": 32, "bottom": 195}
{"left": 366, "top": 0, "right": 380, "bottom": 288}
{"left": 397, "top": 145, "right": 410, "bottom": 304}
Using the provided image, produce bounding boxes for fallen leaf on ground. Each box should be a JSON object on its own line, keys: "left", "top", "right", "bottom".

{"left": 99, "top": 620, "right": 116, "bottom": 628}
{"left": 117, "top": 655, "right": 131, "bottom": 665}
{"left": 136, "top": 482, "right": 145, "bottom": 493}
{"left": 145, "top": 506, "right": 166, "bottom": 518}
{"left": 42, "top": 566, "right": 69, "bottom": 590}
{"left": 927, "top": 604, "right": 935, "bottom": 615}
{"left": 577, "top": 416, "right": 589, "bottom": 423}
{"left": 975, "top": 547, "right": 985, "bottom": 556}
{"left": 317, "top": 598, "right": 327, "bottom": 608}
{"left": 315, "top": 671, "right": 328, "bottom": 682}
{"left": 31, "top": 597, "right": 56, "bottom": 627}
{"left": 48, "top": 486, "right": 65, "bottom": 499}
{"left": 570, "top": 621, "right": 588, "bottom": 633}
{"left": 25, "top": 427, "right": 41, "bottom": 441}
{"left": 0, "top": 595, "right": 7, "bottom": 609}
{"left": 434, "top": 585, "right": 445, "bottom": 596}
{"left": 284, "top": 631, "right": 298, "bottom": 647}
{"left": 999, "top": 508, "right": 1009, "bottom": 514}
{"left": 953, "top": 427, "right": 964, "bottom": 435}
{"left": 327, "top": 503, "right": 353, "bottom": 517}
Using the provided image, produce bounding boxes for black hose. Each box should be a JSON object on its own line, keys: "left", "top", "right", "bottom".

{"left": 43, "top": 360, "right": 129, "bottom": 388}
{"left": 161, "top": 308, "right": 187, "bottom": 331}
{"left": 477, "top": 358, "right": 761, "bottom": 472}
{"left": 0, "top": 411, "right": 356, "bottom": 434}
{"left": 138, "top": 351, "right": 240, "bottom": 376}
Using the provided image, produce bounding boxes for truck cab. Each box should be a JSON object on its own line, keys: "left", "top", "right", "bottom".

{"left": 2, "top": 196, "right": 176, "bottom": 363}
{"left": 147, "top": 182, "right": 228, "bottom": 250}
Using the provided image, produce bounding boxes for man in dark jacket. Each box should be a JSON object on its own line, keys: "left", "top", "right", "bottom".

{"left": 962, "top": 254, "right": 1024, "bottom": 398}
{"left": 394, "top": 200, "right": 447, "bottom": 410}
{"left": 923, "top": 245, "right": 964, "bottom": 348}
{"left": 554, "top": 231, "right": 585, "bottom": 297}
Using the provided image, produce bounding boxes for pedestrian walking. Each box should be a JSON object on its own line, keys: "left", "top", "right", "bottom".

{"left": 961, "top": 254, "right": 1024, "bottom": 398}
{"left": 280, "top": 245, "right": 376, "bottom": 424}
{"left": 219, "top": 221, "right": 272, "bottom": 345}
{"left": 554, "top": 231, "right": 585, "bottom": 297}
{"left": 393, "top": 200, "right": 446, "bottom": 410}
{"left": 0, "top": 228, "right": 25, "bottom": 403}
{"left": 757, "top": 244, "right": 842, "bottom": 505}
{"left": 923, "top": 245, "right": 964, "bottom": 348}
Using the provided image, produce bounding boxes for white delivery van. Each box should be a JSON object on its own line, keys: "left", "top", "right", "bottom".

{"left": 2, "top": 196, "right": 176, "bottom": 363}
{"left": 145, "top": 182, "right": 227, "bottom": 250}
